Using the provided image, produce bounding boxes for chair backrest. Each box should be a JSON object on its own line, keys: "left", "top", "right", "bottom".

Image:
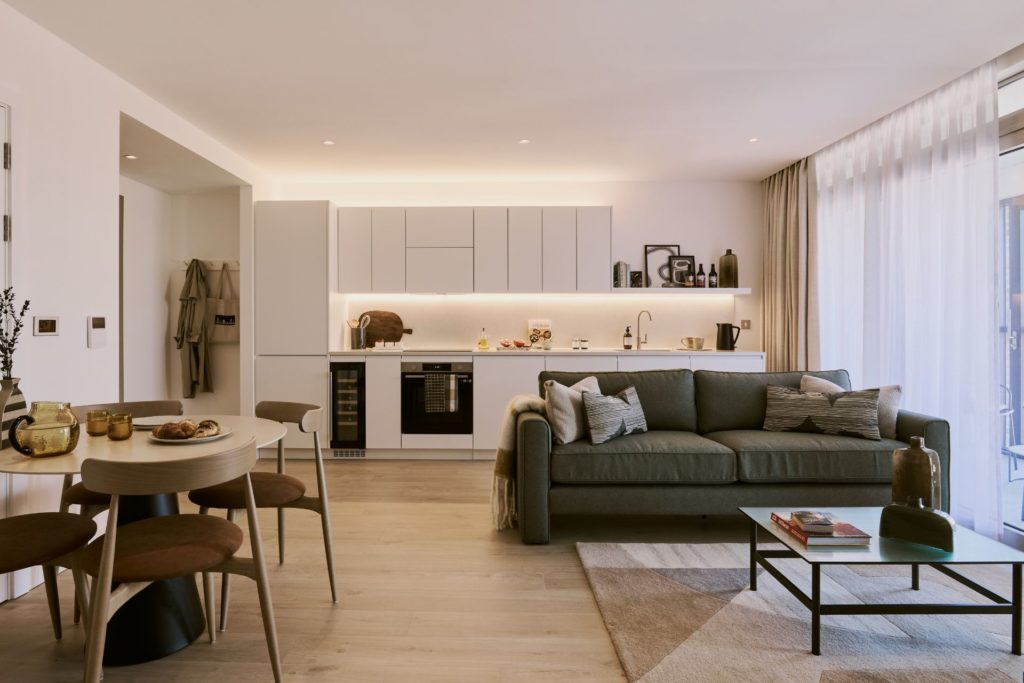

{"left": 81, "top": 438, "right": 257, "bottom": 496}
{"left": 255, "top": 401, "right": 322, "bottom": 433}
{"left": 72, "top": 400, "right": 184, "bottom": 422}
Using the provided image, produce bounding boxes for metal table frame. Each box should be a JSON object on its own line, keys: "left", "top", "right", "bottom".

{"left": 749, "top": 519, "right": 1023, "bottom": 656}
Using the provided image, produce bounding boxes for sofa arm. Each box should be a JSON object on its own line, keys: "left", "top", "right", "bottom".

{"left": 895, "top": 410, "right": 951, "bottom": 513}
{"left": 517, "top": 411, "right": 552, "bottom": 544}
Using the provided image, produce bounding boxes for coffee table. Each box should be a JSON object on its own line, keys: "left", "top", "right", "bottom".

{"left": 741, "top": 506, "right": 1024, "bottom": 655}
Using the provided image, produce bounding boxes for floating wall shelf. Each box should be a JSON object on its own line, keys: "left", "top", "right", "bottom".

{"left": 610, "top": 287, "right": 751, "bottom": 295}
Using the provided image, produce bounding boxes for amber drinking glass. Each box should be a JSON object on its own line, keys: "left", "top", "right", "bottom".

{"left": 85, "top": 409, "right": 110, "bottom": 436}
{"left": 107, "top": 413, "right": 133, "bottom": 441}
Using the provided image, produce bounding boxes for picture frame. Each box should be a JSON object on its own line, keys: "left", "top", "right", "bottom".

{"left": 629, "top": 271, "right": 644, "bottom": 288}
{"left": 669, "top": 255, "right": 696, "bottom": 286}
{"left": 33, "top": 316, "right": 59, "bottom": 336}
{"left": 644, "top": 244, "right": 680, "bottom": 287}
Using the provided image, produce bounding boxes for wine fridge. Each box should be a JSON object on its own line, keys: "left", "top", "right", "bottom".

{"left": 330, "top": 362, "right": 365, "bottom": 449}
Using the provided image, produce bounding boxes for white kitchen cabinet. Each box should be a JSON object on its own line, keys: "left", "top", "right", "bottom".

{"left": 256, "top": 355, "right": 330, "bottom": 450}
{"left": 406, "top": 207, "right": 473, "bottom": 247}
{"left": 576, "top": 206, "right": 611, "bottom": 292}
{"left": 338, "top": 207, "right": 372, "bottom": 293}
{"left": 371, "top": 208, "right": 406, "bottom": 292}
{"left": 473, "top": 355, "right": 546, "bottom": 451}
{"left": 365, "top": 356, "right": 402, "bottom": 449}
{"left": 474, "top": 207, "right": 508, "bottom": 292}
{"left": 542, "top": 207, "right": 577, "bottom": 292}
{"left": 616, "top": 355, "right": 692, "bottom": 371}
{"left": 255, "top": 201, "right": 331, "bottom": 355}
{"left": 406, "top": 247, "right": 473, "bottom": 293}
{"left": 690, "top": 354, "right": 765, "bottom": 372}
{"left": 544, "top": 355, "right": 618, "bottom": 372}
{"left": 508, "top": 207, "right": 542, "bottom": 292}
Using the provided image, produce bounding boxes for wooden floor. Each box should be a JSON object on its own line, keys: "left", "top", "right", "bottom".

{"left": 0, "top": 460, "right": 747, "bottom": 682}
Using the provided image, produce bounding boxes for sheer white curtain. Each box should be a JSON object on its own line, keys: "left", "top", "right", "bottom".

{"left": 815, "top": 64, "right": 1002, "bottom": 535}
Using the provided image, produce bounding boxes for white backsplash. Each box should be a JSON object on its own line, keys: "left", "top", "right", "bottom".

{"left": 337, "top": 293, "right": 757, "bottom": 351}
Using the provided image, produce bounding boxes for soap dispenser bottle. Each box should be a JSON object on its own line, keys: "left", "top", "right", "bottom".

{"left": 622, "top": 325, "right": 633, "bottom": 350}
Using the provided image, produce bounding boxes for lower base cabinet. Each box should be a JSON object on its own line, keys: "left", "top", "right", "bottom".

{"left": 472, "top": 356, "right": 546, "bottom": 451}
{"left": 255, "top": 355, "right": 329, "bottom": 450}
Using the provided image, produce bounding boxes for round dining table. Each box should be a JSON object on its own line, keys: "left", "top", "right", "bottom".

{"left": 0, "top": 414, "right": 287, "bottom": 666}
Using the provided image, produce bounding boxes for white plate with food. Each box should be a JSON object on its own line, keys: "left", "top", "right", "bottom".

{"left": 148, "top": 419, "right": 230, "bottom": 444}
{"left": 133, "top": 415, "right": 183, "bottom": 431}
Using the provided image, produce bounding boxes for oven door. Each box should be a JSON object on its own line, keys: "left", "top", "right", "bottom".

{"left": 401, "top": 367, "right": 473, "bottom": 435}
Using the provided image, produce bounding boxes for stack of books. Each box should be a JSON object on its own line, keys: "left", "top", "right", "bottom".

{"left": 770, "top": 510, "right": 871, "bottom": 547}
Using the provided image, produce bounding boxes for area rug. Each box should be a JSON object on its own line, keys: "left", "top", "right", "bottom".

{"left": 577, "top": 542, "right": 1024, "bottom": 682}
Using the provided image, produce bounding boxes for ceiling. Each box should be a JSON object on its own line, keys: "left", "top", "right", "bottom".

{"left": 119, "top": 114, "right": 244, "bottom": 193}
{"left": 10, "top": 1, "right": 1024, "bottom": 183}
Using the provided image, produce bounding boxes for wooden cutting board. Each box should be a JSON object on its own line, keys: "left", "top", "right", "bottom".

{"left": 359, "top": 310, "right": 413, "bottom": 344}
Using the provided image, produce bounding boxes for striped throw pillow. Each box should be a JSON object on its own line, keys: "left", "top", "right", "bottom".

{"left": 582, "top": 386, "right": 648, "bottom": 445}
{"left": 763, "top": 385, "right": 881, "bottom": 440}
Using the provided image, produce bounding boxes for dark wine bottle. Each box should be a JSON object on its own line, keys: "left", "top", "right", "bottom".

{"left": 695, "top": 263, "right": 706, "bottom": 287}
{"left": 708, "top": 264, "right": 718, "bottom": 288}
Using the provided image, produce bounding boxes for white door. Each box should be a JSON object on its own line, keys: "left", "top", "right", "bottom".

{"left": 255, "top": 356, "right": 330, "bottom": 450}
{"left": 508, "top": 207, "right": 542, "bottom": 292}
{"left": 365, "top": 356, "right": 402, "bottom": 448}
{"left": 474, "top": 207, "right": 508, "bottom": 292}
{"left": 542, "top": 207, "right": 577, "bottom": 292}
{"left": 371, "top": 208, "right": 406, "bottom": 292}
{"left": 473, "top": 356, "right": 546, "bottom": 451}
{"left": 0, "top": 103, "right": 8, "bottom": 288}
{"left": 255, "top": 201, "right": 329, "bottom": 355}
{"left": 576, "top": 207, "right": 611, "bottom": 292}
{"left": 338, "top": 207, "right": 372, "bottom": 293}
{"left": 406, "top": 207, "right": 473, "bottom": 247}
{"left": 406, "top": 248, "right": 473, "bottom": 293}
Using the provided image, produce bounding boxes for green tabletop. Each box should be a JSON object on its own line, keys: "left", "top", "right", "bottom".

{"left": 740, "top": 506, "right": 1024, "bottom": 565}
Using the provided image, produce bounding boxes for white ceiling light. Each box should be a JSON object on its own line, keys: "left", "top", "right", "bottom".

{"left": 122, "top": 154, "right": 138, "bottom": 159}
{"left": 748, "top": 138, "right": 759, "bottom": 143}
{"left": 518, "top": 139, "right": 531, "bottom": 145}
{"left": 322, "top": 139, "right": 336, "bottom": 146}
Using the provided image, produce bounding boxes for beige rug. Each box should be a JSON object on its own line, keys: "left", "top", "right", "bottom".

{"left": 577, "top": 542, "right": 1024, "bottom": 682}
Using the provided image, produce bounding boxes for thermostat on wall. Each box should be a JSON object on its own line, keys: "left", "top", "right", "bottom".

{"left": 87, "top": 316, "right": 106, "bottom": 348}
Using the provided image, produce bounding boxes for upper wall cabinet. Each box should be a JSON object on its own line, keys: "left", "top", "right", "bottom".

{"left": 473, "top": 207, "right": 508, "bottom": 292}
{"left": 542, "top": 207, "right": 577, "bottom": 292}
{"left": 576, "top": 206, "right": 612, "bottom": 292}
{"left": 371, "top": 208, "right": 406, "bottom": 292}
{"left": 255, "top": 201, "right": 332, "bottom": 355}
{"left": 508, "top": 207, "right": 543, "bottom": 292}
{"left": 406, "top": 208, "right": 473, "bottom": 247}
{"left": 407, "top": 248, "right": 473, "bottom": 293}
{"left": 337, "top": 207, "right": 372, "bottom": 293}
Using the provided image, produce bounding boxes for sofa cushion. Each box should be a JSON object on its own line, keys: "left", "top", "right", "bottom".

{"left": 694, "top": 369, "right": 851, "bottom": 433}
{"left": 705, "top": 429, "right": 905, "bottom": 484}
{"left": 583, "top": 386, "right": 648, "bottom": 444}
{"left": 550, "top": 430, "right": 736, "bottom": 484}
{"left": 540, "top": 369, "right": 696, "bottom": 432}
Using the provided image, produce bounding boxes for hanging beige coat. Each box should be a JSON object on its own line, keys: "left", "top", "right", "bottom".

{"left": 175, "top": 259, "right": 212, "bottom": 397}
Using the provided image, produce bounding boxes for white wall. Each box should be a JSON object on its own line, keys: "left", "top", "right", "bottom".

{"left": 167, "top": 188, "right": 241, "bottom": 415}
{"left": 282, "top": 179, "right": 764, "bottom": 349}
{"left": 120, "top": 176, "right": 173, "bottom": 401}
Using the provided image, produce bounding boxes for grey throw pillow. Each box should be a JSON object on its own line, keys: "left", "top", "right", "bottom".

{"left": 544, "top": 376, "right": 600, "bottom": 444}
{"left": 583, "top": 386, "right": 648, "bottom": 445}
{"left": 763, "top": 385, "right": 881, "bottom": 440}
{"left": 800, "top": 375, "right": 901, "bottom": 439}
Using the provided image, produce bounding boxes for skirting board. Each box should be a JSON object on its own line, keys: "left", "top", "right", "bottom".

{"left": 260, "top": 447, "right": 484, "bottom": 461}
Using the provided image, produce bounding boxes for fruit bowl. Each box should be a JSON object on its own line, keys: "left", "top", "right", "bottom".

{"left": 513, "top": 339, "right": 528, "bottom": 348}
{"left": 499, "top": 339, "right": 512, "bottom": 348}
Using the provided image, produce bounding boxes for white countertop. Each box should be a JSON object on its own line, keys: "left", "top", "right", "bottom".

{"left": 329, "top": 348, "right": 764, "bottom": 357}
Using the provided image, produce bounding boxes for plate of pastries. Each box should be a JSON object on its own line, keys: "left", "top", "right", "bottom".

{"left": 148, "top": 419, "right": 231, "bottom": 444}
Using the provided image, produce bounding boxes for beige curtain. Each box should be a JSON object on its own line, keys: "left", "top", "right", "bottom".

{"left": 761, "top": 158, "right": 818, "bottom": 372}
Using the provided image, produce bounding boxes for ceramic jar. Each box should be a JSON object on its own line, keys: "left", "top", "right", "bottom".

{"left": 891, "top": 436, "right": 941, "bottom": 508}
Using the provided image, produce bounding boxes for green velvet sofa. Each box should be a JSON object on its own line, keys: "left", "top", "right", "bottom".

{"left": 516, "top": 369, "right": 950, "bottom": 544}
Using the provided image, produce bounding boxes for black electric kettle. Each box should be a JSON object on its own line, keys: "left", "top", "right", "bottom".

{"left": 715, "top": 323, "right": 740, "bottom": 351}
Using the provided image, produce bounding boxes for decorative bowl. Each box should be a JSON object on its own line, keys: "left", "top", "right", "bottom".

{"left": 499, "top": 339, "right": 512, "bottom": 348}
{"left": 513, "top": 339, "right": 528, "bottom": 348}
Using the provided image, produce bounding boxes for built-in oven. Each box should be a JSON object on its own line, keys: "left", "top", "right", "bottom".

{"left": 400, "top": 362, "right": 473, "bottom": 435}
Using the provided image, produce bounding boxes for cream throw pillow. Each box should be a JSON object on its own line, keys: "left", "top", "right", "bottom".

{"left": 800, "top": 375, "right": 901, "bottom": 439}
{"left": 544, "top": 376, "right": 600, "bottom": 445}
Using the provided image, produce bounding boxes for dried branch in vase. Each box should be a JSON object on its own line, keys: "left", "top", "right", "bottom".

{"left": 0, "top": 288, "right": 30, "bottom": 380}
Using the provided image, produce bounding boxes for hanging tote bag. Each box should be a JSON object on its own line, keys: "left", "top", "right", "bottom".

{"left": 206, "top": 262, "right": 240, "bottom": 344}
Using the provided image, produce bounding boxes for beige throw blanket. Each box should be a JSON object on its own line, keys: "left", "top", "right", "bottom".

{"left": 492, "top": 394, "right": 546, "bottom": 531}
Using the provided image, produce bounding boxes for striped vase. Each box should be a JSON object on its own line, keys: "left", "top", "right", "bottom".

{"left": 0, "top": 378, "right": 26, "bottom": 450}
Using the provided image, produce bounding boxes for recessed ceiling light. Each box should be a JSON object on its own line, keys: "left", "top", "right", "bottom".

{"left": 518, "top": 139, "right": 531, "bottom": 145}
{"left": 748, "top": 137, "right": 759, "bottom": 143}
{"left": 122, "top": 154, "right": 137, "bottom": 160}
{"left": 322, "top": 140, "right": 336, "bottom": 146}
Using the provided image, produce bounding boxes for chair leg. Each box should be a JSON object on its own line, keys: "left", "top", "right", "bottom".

{"left": 202, "top": 572, "right": 216, "bottom": 644}
{"left": 244, "top": 473, "right": 282, "bottom": 683}
{"left": 85, "top": 495, "right": 119, "bottom": 683}
{"left": 71, "top": 556, "right": 91, "bottom": 632}
{"left": 313, "top": 430, "right": 337, "bottom": 603}
{"left": 219, "top": 508, "right": 236, "bottom": 631}
{"left": 277, "top": 438, "right": 285, "bottom": 564}
{"left": 41, "top": 565, "right": 62, "bottom": 640}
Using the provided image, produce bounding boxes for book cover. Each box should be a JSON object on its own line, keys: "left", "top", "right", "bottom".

{"left": 770, "top": 512, "right": 870, "bottom": 546}
{"left": 790, "top": 510, "right": 837, "bottom": 532}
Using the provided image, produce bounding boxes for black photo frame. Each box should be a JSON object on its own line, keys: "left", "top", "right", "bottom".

{"left": 644, "top": 244, "right": 679, "bottom": 287}
{"left": 669, "top": 255, "right": 696, "bottom": 286}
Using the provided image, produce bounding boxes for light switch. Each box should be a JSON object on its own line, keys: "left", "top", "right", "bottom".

{"left": 740, "top": 320, "right": 751, "bottom": 330}
{"left": 87, "top": 316, "right": 107, "bottom": 348}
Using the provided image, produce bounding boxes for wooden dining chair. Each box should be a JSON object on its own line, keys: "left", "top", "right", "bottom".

{"left": 79, "top": 438, "right": 281, "bottom": 683}
{"left": 0, "top": 511, "right": 95, "bottom": 640}
{"left": 44, "top": 399, "right": 184, "bottom": 632}
{"left": 189, "top": 401, "right": 336, "bottom": 631}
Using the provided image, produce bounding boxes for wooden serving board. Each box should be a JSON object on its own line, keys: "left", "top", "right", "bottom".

{"left": 359, "top": 310, "right": 413, "bottom": 344}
